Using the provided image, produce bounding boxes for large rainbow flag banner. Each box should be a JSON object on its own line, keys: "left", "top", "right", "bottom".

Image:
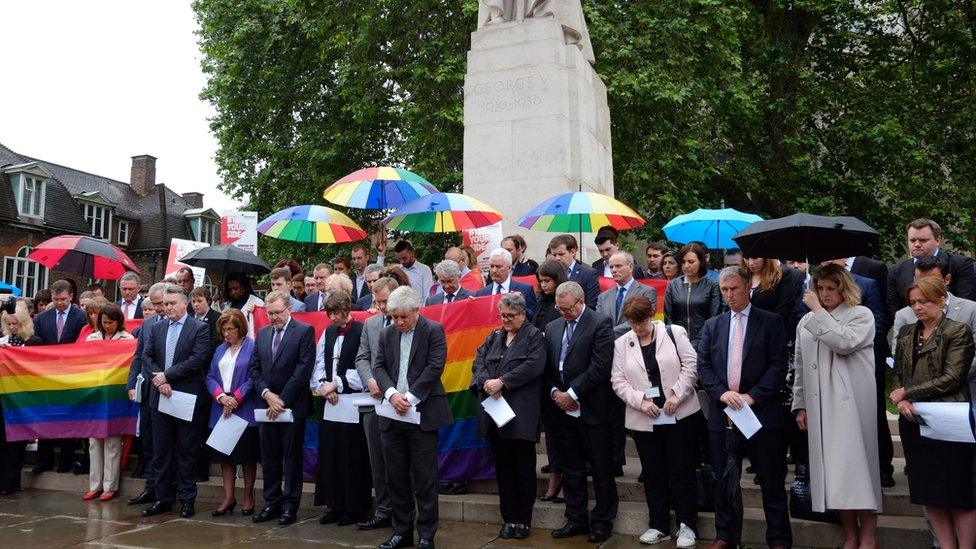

{"left": 0, "top": 340, "right": 139, "bottom": 441}
{"left": 254, "top": 296, "right": 503, "bottom": 481}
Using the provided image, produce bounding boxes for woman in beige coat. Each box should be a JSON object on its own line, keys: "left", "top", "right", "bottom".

{"left": 793, "top": 264, "right": 881, "bottom": 549}
{"left": 611, "top": 295, "right": 700, "bottom": 547}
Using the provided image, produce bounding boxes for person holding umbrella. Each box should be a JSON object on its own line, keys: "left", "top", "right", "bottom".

{"left": 664, "top": 243, "right": 723, "bottom": 347}
{"left": 697, "top": 267, "right": 791, "bottom": 549}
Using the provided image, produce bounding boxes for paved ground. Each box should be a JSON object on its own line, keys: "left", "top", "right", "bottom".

{"left": 0, "top": 490, "right": 716, "bottom": 548}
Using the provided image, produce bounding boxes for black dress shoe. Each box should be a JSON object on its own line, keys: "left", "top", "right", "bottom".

{"left": 499, "top": 523, "right": 515, "bottom": 539}
{"left": 417, "top": 538, "right": 434, "bottom": 549}
{"left": 337, "top": 514, "right": 360, "bottom": 527}
{"left": 358, "top": 514, "right": 391, "bottom": 530}
{"left": 588, "top": 526, "right": 611, "bottom": 543}
{"left": 141, "top": 501, "right": 172, "bottom": 517}
{"left": 513, "top": 524, "right": 530, "bottom": 539}
{"left": 179, "top": 502, "right": 195, "bottom": 518}
{"left": 319, "top": 508, "right": 343, "bottom": 524}
{"left": 880, "top": 471, "right": 895, "bottom": 488}
{"left": 279, "top": 509, "right": 297, "bottom": 525}
{"left": 551, "top": 522, "right": 588, "bottom": 538}
{"left": 127, "top": 489, "right": 154, "bottom": 506}
{"left": 252, "top": 506, "right": 281, "bottom": 523}
{"left": 378, "top": 533, "right": 414, "bottom": 549}
{"left": 613, "top": 465, "right": 624, "bottom": 477}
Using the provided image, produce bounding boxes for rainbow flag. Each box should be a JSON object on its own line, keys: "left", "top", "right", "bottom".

{"left": 0, "top": 340, "right": 139, "bottom": 441}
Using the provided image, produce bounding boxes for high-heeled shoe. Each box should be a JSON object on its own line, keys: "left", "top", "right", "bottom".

{"left": 241, "top": 506, "right": 255, "bottom": 516}
{"left": 538, "top": 481, "right": 564, "bottom": 502}
{"left": 212, "top": 500, "right": 237, "bottom": 517}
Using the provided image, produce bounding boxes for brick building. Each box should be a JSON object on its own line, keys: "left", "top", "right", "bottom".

{"left": 0, "top": 141, "right": 220, "bottom": 298}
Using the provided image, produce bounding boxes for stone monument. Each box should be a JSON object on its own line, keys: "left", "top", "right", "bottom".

{"left": 463, "top": 0, "right": 613, "bottom": 260}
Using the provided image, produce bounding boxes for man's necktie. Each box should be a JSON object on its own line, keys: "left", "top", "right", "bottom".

{"left": 559, "top": 320, "right": 576, "bottom": 383}
{"left": 123, "top": 301, "right": 132, "bottom": 319}
{"left": 728, "top": 313, "right": 744, "bottom": 392}
{"left": 615, "top": 285, "right": 627, "bottom": 321}
{"left": 446, "top": 294, "right": 455, "bottom": 303}
{"left": 566, "top": 267, "right": 572, "bottom": 278}
{"left": 383, "top": 316, "right": 391, "bottom": 327}
{"left": 55, "top": 311, "right": 65, "bottom": 341}
{"left": 272, "top": 328, "right": 283, "bottom": 357}
{"left": 495, "top": 284, "right": 503, "bottom": 295}
{"left": 164, "top": 321, "right": 180, "bottom": 371}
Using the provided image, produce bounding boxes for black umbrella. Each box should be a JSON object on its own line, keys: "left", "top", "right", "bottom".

{"left": 721, "top": 423, "right": 744, "bottom": 546}
{"left": 177, "top": 244, "right": 270, "bottom": 275}
{"left": 732, "top": 213, "right": 880, "bottom": 264}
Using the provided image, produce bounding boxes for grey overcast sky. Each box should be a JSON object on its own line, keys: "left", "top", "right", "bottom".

{"left": 1, "top": 1, "right": 243, "bottom": 214}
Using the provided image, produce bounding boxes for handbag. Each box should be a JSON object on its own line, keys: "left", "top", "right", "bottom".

{"left": 788, "top": 478, "right": 841, "bottom": 524}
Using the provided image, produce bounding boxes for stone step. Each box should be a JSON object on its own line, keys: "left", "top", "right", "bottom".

{"left": 20, "top": 471, "right": 930, "bottom": 549}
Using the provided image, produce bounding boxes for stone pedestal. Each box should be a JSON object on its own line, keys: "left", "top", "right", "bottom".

{"left": 462, "top": 16, "right": 614, "bottom": 261}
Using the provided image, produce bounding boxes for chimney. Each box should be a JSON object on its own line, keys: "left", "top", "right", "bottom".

{"left": 130, "top": 155, "right": 157, "bottom": 197}
{"left": 182, "top": 192, "right": 204, "bottom": 209}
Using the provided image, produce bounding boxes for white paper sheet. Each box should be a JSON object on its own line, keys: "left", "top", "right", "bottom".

{"left": 206, "top": 413, "right": 249, "bottom": 455}
{"left": 914, "top": 402, "right": 976, "bottom": 443}
{"left": 323, "top": 396, "right": 361, "bottom": 424}
{"left": 254, "top": 408, "right": 295, "bottom": 423}
{"left": 158, "top": 390, "right": 196, "bottom": 422}
{"left": 649, "top": 412, "right": 677, "bottom": 426}
{"left": 375, "top": 398, "right": 421, "bottom": 425}
{"left": 349, "top": 393, "right": 382, "bottom": 407}
{"left": 724, "top": 403, "right": 762, "bottom": 439}
{"left": 481, "top": 395, "right": 516, "bottom": 428}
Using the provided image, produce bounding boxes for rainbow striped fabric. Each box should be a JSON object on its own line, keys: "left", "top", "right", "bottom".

{"left": 0, "top": 340, "right": 139, "bottom": 441}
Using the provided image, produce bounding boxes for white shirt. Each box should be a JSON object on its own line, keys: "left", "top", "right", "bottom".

{"left": 218, "top": 346, "right": 240, "bottom": 392}
{"left": 727, "top": 304, "right": 751, "bottom": 373}
{"left": 121, "top": 298, "right": 139, "bottom": 320}
{"left": 492, "top": 276, "right": 512, "bottom": 295}
{"left": 844, "top": 257, "right": 855, "bottom": 271}
{"left": 311, "top": 328, "right": 363, "bottom": 392}
{"left": 603, "top": 263, "right": 612, "bottom": 278}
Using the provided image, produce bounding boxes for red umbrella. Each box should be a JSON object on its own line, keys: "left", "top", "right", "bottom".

{"left": 28, "top": 235, "right": 140, "bottom": 280}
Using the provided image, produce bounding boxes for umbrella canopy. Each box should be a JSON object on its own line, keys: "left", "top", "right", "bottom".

{"left": 0, "top": 282, "right": 22, "bottom": 297}
{"left": 382, "top": 193, "right": 502, "bottom": 233}
{"left": 732, "top": 213, "right": 880, "bottom": 264}
{"left": 517, "top": 192, "right": 645, "bottom": 232}
{"left": 27, "top": 235, "right": 140, "bottom": 280}
{"left": 178, "top": 244, "right": 270, "bottom": 275}
{"left": 323, "top": 166, "right": 438, "bottom": 210}
{"left": 663, "top": 208, "right": 762, "bottom": 249}
{"left": 258, "top": 205, "right": 368, "bottom": 244}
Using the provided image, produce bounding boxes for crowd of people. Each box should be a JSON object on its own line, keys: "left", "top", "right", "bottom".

{"left": 0, "top": 217, "right": 973, "bottom": 549}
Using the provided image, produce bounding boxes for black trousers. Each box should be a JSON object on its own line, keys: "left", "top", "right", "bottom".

{"left": 152, "top": 406, "right": 206, "bottom": 504}
{"left": 259, "top": 419, "right": 306, "bottom": 512}
{"left": 487, "top": 428, "right": 536, "bottom": 525}
{"left": 611, "top": 397, "right": 626, "bottom": 469}
{"left": 549, "top": 416, "right": 618, "bottom": 529}
{"left": 632, "top": 413, "right": 700, "bottom": 533}
{"left": 381, "top": 421, "right": 439, "bottom": 539}
{"left": 36, "top": 438, "right": 79, "bottom": 468}
{"left": 874, "top": 361, "right": 894, "bottom": 476}
{"left": 709, "top": 428, "right": 791, "bottom": 548}
{"left": 139, "top": 401, "right": 156, "bottom": 491}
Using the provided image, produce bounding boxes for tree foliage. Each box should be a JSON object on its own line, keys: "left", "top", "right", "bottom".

{"left": 195, "top": 0, "right": 976, "bottom": 264}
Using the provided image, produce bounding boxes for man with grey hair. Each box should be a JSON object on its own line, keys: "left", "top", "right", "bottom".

{"left": 474, "top": 248, "right": 537, "bottom": 317}
{"left": 425, "top": 260, "right": 473, "bottom": 306}
{"left": 543, "top": 280, "right": 617, "bottom": 542}
{"left": 444, "top": 246, "right": 473, "bottom": 279}
{"left": 140, "top": 285, "right": 211, "bottom": 519}
{"left": 126, "top": 282, "right": 170, "bottom": 505}
{"left": 355, "top": 263, "right": 387, "bottom": 311}
{"left": 117, "top": 271, "right": 144, "bottom": 319}
{"left": 355, "top": 276, "right": 399, "bottom": 530}
{"left": 372, "top": 286, "right": 453, "bottom": 549}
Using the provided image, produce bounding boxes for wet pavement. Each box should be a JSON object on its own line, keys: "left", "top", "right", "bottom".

{"left": 0, "top": 489, "right": 710, "bottom": 548}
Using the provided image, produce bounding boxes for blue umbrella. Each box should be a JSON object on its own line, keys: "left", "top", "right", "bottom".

{"left": 663, "top": 208, "right": 762, "bottom": 249}
{"left": 0, "top": 281, "right": 22, "bottom": 297}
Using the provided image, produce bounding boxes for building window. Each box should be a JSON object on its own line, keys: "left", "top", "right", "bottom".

{"left": 12, "top": 175, "right": 46, "bottom": 219}
{"left": 3, "top": 247, "right": 48, "bottom": 298}
{"left": 118, "top": 220, "right": 130, "bottom": 245}
{"left": 84, "top": 203, "right": 112, "bottom": 240}
{"left": 200, "top": 219, "right": 219, "bottom": 245}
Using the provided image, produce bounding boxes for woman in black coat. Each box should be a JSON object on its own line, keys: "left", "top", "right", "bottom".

{"left": 312, "top": 293, "right": 372, "bottom": 526}
{"left": 0, "top": 308, "right": 42, "bottom": 494}
{"left": 472, "top": 292, "right": 546, "bottom": 540}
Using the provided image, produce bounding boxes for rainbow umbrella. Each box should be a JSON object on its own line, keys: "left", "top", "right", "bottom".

{"left": 518, "top": 191, "right": 645, "bottom": 232}
{"left": 323, "top": 166, "right": 438, "bottom": 210}
{"left": 382, "top": 193, "right": 502, "bottom": 233}
{"left": 258, "top": 205, "right": 367, "bottom": 243}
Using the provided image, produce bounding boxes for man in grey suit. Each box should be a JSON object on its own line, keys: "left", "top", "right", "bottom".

{"left": 372, "top": 287, "right": 454, "bottom": 549}
{"left": 596, "top": 251, "right": 657, "bottom": 337}
{"left": 354, "top": 276, "right": 400, "bottom": 530}
{"left": 424, "top": 260, "right": 473, "bottom": 306}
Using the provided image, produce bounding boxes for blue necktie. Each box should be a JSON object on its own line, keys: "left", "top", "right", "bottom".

{"left": 495, "top": 284, "right": 503, "bottom": 295}
{"left": 615, "top": 285, "right": 627, "bottom": 321}
{"left": 164, "top": 321, "right": 180, "bottom": 371}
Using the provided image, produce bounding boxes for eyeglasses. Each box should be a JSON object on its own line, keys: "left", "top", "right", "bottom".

{"left": 555, "top": 298, "right": 583, "bottom": 314}
{"left": 498, "top": 312, "right": 522, "bottom": 320}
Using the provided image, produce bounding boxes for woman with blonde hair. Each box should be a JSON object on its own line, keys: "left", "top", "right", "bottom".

{"left": 325, "top": 273, "right": 353, "bottom": 298}
{"left": 0, "top": 308, "right": 40, "bottom": 495}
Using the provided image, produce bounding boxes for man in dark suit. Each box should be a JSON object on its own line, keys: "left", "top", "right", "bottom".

{"left": 32, "top": 279, "right": 87, "bottom": 473}
{"left": 304, "top": 263, "right": 333, "bottom": 312}
{"left": 354, "top": 264, "right": 385, "bottom": 311}
{"left": 250, "top": 290, "right": 316, "bottom": 526}
{"left": 698, "top": 267, "right": 791, "bottom": 549}
{"left": 887, "top": 218, "right": 976, "bottom": 315}
{"left": 473, "top": 249, "right": 538, "bottom": 317}
{"left": 424, "top": 260, "right": 473, "bottom": 306}
{"left": 372, "top": 287, "right": 454, "bottom": 549}
{"left": 140, "top": 285, "right": 211, "bottom": 519}
{"left": 549, "top": 234, "right": 600, "bottom": 308}
{"left": 591, "top": 226, "right": 645, "bottom": 279}
{"left": 126, "top": 283, "right": 168, "bottom": 505}
{"left": 351, "top": 244, "right": 381, "bottom": 302}
{"left": 501, "top": 234, "right": 539, "bottom": 277}
{"left": 117, "top": 272, "right": 144, "bottom": 319}
{"left": 544, "top": 281, "right": 617, "bottom": 543}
